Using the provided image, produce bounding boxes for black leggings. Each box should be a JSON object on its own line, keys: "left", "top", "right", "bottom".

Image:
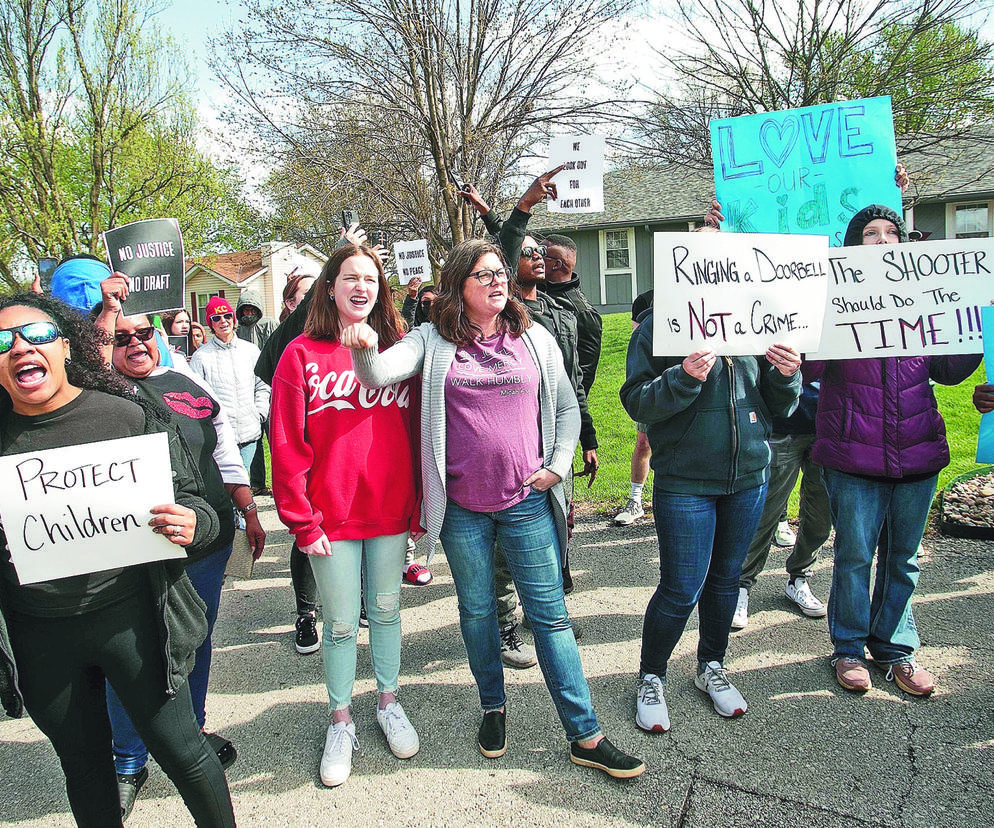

{"left": 7, "top": 587, "right": 235, "bottom": 828}
{"left": 290, "top": 541, "right": 318, "bottom": 616}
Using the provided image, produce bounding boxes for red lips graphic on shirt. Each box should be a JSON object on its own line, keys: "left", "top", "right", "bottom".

{"left": 162, "top": 391, "right": 214, "bottom": 419}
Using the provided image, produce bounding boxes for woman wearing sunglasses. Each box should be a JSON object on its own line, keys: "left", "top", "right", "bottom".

{"left": 269, "top": 244, "right": 422, "bottom": 787}
{"left": 93, "top": 274, "right": 266, "bottom": 817}
{"left": 342, "top": 238, "right": 644, "bottom": 779}
{"left": 0, "top": 293, "right": 235, "bottom": 827}
{"left": 189, "top": 297, "right": 270, "bottom": 472}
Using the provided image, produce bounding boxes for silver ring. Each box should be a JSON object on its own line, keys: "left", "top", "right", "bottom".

{"left": 172, "top": 525, "right": 180, "bottom": 536}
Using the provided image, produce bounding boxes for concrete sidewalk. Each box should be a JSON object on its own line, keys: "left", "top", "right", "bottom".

{"left": 2, "top": 498, "right": 992, "bottom": 827}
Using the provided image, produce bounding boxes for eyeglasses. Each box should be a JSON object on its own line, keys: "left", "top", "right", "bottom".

{"left": 113, "top": 327, "right": 156, "bottom": 347}
{"left": 520, "top": 245, "right": 547, "bottom": 259}
{"left": 209, "top": 312, "right": 234, "bottom": 324}
{"left": 0, "top": 321, "right": 61, "bottom": 355}
{"left": 468, "top": 267, "right": 512, "bottom": 286}
{"left": 542, "top": 254, "right": 566, "bottom": 271}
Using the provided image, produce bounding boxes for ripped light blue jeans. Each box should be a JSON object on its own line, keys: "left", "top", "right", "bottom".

{"left": 307, "top": 532, "right": 407, "bottom": 710}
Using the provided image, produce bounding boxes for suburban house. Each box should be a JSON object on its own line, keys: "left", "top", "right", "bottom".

{"left": 529, "top": 137, "right": 994, "bottom": 314}
{"left": 184, "top": 241, "right": 326, "bottom": 324}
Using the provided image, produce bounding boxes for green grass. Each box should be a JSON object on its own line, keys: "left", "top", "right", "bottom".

{"left": 575, "top": 312, "right": 988, "bottom": 516}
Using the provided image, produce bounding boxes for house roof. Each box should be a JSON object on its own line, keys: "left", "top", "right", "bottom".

{"left": 902, "top": 134, "right": 994, "bottom": 202}
{"left": 185, "top": 250, "right": 264, "bottom": 284}
{"left": 526, "top": 133, "right": 994, "bottom": 231}
{"left": 527, "top": 164, "right": 715, "bottom": 233}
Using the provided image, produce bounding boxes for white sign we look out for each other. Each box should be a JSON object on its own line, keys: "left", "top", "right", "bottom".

{"left": 0, "top": 432, "right": 184, "bottom": 585}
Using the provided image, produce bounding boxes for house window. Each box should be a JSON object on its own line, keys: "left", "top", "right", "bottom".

{"left": 599, "top": 228, "right": 636, "bottom": 305}
{"left": 195, "top": 291, "right": 224, "bottom": 325}
{"left": 954, "top": 203, "right": 990, "bottom": 238}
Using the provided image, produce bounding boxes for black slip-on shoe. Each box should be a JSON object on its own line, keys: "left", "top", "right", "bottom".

{"left": 204, "top": 732, "right": 238, "bottom": 770}
{"left": 570, "top": 736, "right": 645, "bottom": 779}
{"left": 118, "top": 766, "right": 149, "bottom": 822}
{"left": 478, "top": 710, "right": 506, "bottom": 758}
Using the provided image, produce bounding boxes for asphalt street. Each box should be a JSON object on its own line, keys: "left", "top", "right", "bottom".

{"left": 2, "top": 497, "right": 992, "bottom": 827}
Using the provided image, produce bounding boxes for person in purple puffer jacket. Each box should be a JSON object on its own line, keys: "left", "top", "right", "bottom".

{"left": 804, "top": 204, "right": 982, "bottom": 697}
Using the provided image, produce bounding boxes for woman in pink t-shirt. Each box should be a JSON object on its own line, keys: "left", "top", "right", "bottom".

{"left": 342, "top": 239, "right": 644, "bottom": 780}
{"left": 270, "top": 245, "right": 421, "bottom": 788}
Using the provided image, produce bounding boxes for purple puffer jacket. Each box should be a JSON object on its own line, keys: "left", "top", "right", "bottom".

{"left": 803, "top": 355, "right": 981, "bottom": 478}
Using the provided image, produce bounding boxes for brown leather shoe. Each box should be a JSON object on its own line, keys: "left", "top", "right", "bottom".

{"left": 885, "top": 660, "right": 934, "bottom": 696}
{"left": 833, "top": 657, "right": 872, "bottom": 692}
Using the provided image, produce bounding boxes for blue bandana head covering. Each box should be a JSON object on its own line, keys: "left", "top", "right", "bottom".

{"left": 51, "top": 256, "right": 111, "bottom": 313}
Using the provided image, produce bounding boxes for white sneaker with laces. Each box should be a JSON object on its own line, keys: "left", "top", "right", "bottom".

{"left": 320, "top": 721, "right": 359, "bottom": 787}
{"left": 731, "top": 587, "right": 749, "bottom": 630}
{"left": 635, "top": 674, "right": 670, "bottom": 732}
{"left": 615, "top": 498, "right": 645, "bottom": 526}
{"left": 376, "top": 701, "right": 420, "bottom": 759}
{"left": 775, "top": 520, "right": 796, "bottom": 547}
{"left": 695, "top": 661, "right": 748, "bottom": 718}
{"left": 785, "top": 577, "right": 827, "bottom": 618}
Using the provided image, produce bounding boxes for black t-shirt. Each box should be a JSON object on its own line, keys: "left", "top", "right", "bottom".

{"left": 0, "top": 390, "right": 147, "bottom": 616}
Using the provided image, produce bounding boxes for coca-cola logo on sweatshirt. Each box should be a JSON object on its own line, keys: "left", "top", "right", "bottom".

{"left": 306, "top": 363, "right": 410, "bottom": 414}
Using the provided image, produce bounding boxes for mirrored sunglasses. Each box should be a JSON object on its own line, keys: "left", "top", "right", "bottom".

{"left": 0, "top": 321, "right": 61, "bottom": 355}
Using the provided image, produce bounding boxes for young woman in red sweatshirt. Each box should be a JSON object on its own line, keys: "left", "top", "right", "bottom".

{"left": 270, "top": 244, "right": 421, "bottom": 787}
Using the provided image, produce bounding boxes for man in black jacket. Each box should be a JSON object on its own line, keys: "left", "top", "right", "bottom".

{"left": 539, "top": 234, "right": 602, "bottom": 398}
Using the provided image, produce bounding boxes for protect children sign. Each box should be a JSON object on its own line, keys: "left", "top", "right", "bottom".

{"left": 710, "top": 97, "right": 902, "bottom": 246}
{"left": 103, "top": 218, "right": 186, "bottom": 315}
{"left": 0, "top": 433, "right": 185, "bottom": 584}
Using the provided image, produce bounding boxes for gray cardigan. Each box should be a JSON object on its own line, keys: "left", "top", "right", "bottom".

{"left": 351, "top": 323, "right": 580, "bottom": 561}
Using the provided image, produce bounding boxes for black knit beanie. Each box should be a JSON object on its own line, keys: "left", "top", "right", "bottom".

{"left": 843, "top": 204, "right": 909, "bottom": 247}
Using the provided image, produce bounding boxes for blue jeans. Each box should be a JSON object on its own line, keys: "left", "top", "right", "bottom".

{"left": 821, "top": 468, "right": 934, "bottom": 664}
{"left": 641, "top": 484, "right": 767, "bottom": 677}
{"left": 238, "top": 441, "right": 256, "bottom": 472}
{"left": 307, "top": 533, "right": 407, "bottom": 710}
{"left": 440, "top": 489, "right": 600, "bottom": 742}
{"left": 108, "top": 542, "right": 232, "bottom": 774}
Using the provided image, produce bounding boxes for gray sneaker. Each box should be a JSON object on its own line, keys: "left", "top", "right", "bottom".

{"left": 635, "top": 674, "right": 670, "bottom": 732}
{"left": 695, "top": 661, "right": 748, "bottom": 718}
{"left": 499, "top": 622, "right": 537, "bottom": 668}
{"left": 614, "top": 497, "right": 645, "bottom": 526}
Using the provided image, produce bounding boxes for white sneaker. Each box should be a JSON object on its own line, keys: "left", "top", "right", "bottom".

{"left": 695, "top": 661, "right": 748, "bottom": 718}
{"left": 376, "top": 701, "right": 420, "bottom": 759}
{"left": 320, "top": 721, "right": 358, "bottom": 787}
{"left": 775, "top": 520, "right": 796, "bottom": 547}
{"left": 731, "top": 587, "right": 749, "bottom": 630}
{"left": 615, "top": 498, "right": 645, "bottom": 526}
{"left": 635, "top": 674, "right": 670, "bottom": 732}
{"left": 785, "top": 577, "right": 827, "bottom": 618}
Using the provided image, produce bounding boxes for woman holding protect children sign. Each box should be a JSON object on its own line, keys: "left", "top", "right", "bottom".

{"left": 0, "top": 293, "right": 235, "bottom": 827}
{"left": 805, "top": 205, "right": 982, "bottom": 696}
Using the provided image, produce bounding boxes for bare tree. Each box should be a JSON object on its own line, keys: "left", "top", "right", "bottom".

{"left": 215, "top": 0, "right": 638, "bottom": 261}
{"left": 632, "top": 0, "right": 994, "bottom": 181}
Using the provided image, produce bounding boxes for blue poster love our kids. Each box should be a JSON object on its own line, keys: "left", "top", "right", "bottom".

{"left": 710, "top": 96, "right": 902, "bottom": 247}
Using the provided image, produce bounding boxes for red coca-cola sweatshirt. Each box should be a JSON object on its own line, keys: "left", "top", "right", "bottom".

{"left": 270, "top": 335, "right": 420, "bottom": 547}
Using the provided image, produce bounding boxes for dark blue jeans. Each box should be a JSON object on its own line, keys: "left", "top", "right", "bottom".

{"left": 440, "top": 489, "right": 600, "bottom": 742}
{"left": 641, "top": 483, "right": 767, "bottom": 677}
{"left": 107, "top": 542, "right": 231, "bottom": 774}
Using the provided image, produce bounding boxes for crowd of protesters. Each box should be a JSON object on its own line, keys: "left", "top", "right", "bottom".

{"left": 0, "top": 161, "right": 981, "bottom": 827}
